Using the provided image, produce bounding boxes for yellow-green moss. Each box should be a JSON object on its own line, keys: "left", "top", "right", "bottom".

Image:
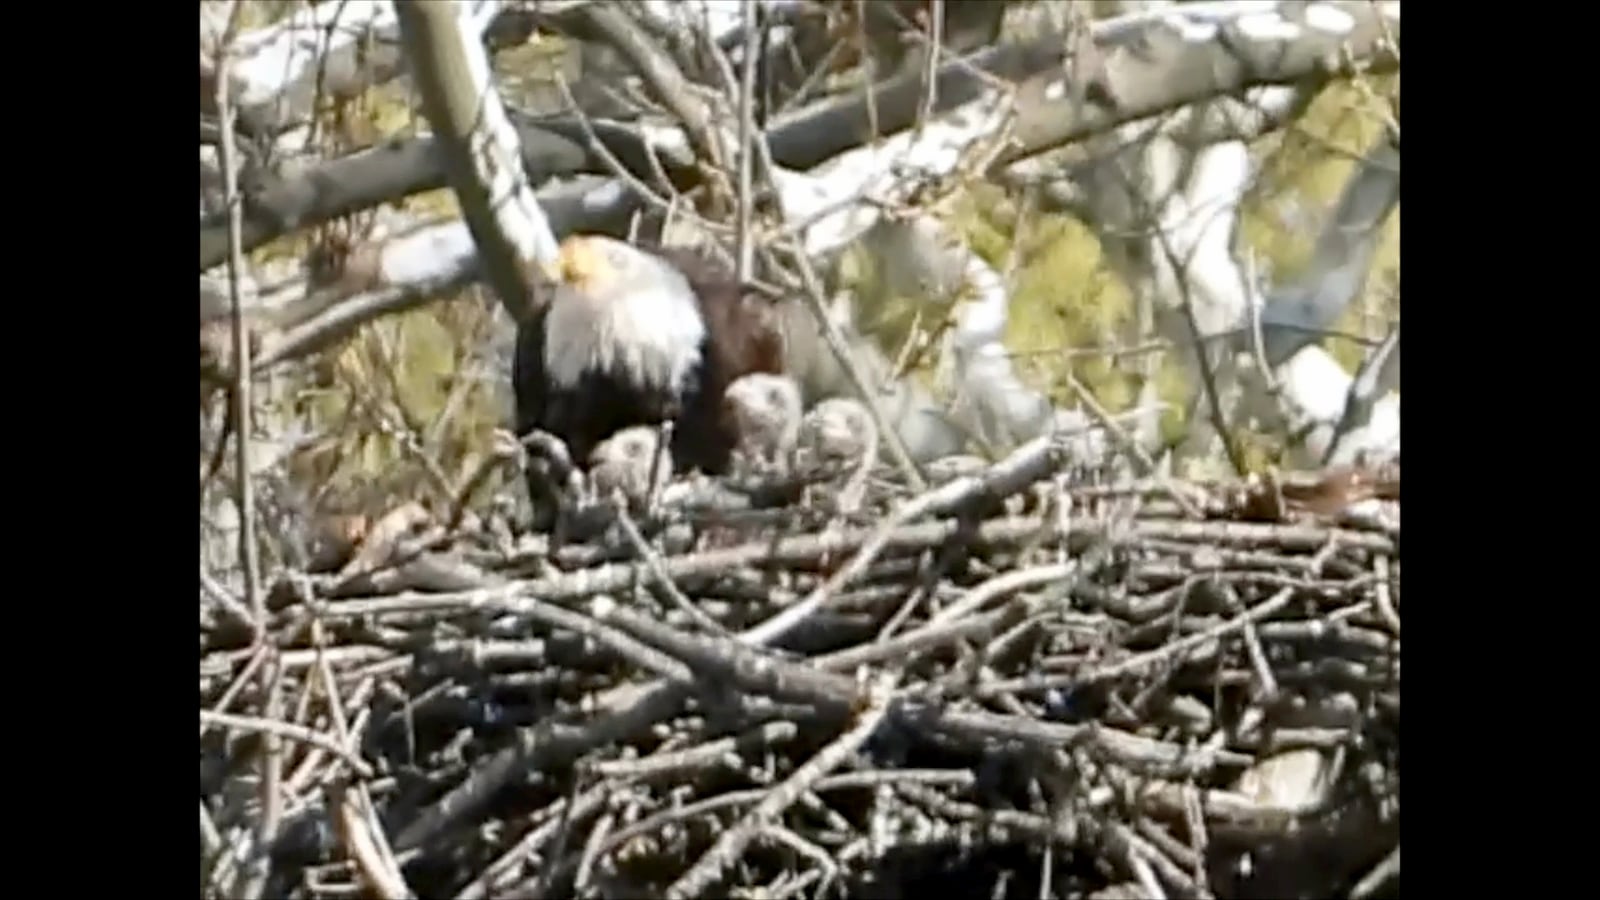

{"left": 1239, "top": 78, "right": 1401, "bottom": 375}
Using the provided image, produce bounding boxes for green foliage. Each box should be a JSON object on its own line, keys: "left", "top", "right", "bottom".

{"left": 930, "top": 79, "right": 1400, "bottom": 464}
{"left": 1239, "top": 78, "right": 1402, "bottom": 373}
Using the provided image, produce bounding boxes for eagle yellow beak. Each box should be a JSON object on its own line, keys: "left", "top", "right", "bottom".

{"left": 547, "top": 236, "right": 609, "bottom": 289}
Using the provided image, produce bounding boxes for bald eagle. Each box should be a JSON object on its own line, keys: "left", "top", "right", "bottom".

{"left": 513, "top": 235, "right": 787, "bottom": 508}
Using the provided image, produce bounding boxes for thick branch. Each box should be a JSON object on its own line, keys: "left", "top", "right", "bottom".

{"left": 1001, "top": 2, "right": 1400, "bottom": 166}
{"left": 394, "top": 1, "right": 559, "bottom": 322}
{"left": 200, "top": 127, "right": 574, "bottom": 271}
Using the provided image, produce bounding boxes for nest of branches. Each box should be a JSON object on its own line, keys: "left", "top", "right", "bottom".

{"left": 200, "top": 437, "right": 1400, "bottom": 900}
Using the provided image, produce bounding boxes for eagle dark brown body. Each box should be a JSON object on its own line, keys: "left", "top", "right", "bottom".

{"left": 513, "top": 238, "right": 787, "bottom": 510}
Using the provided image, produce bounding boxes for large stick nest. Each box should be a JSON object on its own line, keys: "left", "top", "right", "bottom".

{"left": 200, "top": 437, "right": 1400, "bottom": 899}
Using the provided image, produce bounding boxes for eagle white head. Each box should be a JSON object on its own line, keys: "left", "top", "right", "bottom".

{"left": 723, "top": 373, "right": 803, "bottom": 474}
{"left": 541, "top": 235, "right": 707, "bottom": 393}
{"left": 588, "top": 425, "right": 672, "bottom": 508}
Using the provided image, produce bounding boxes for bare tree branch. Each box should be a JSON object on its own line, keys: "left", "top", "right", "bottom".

{"left": 211, "top": 3, "right": 264, "bottom": 638}
{"left": 394, "top": 1, "right": 562, "bottom": 322}
{"left": 1001, "top": 2, "right": 1399, "bottom": 167}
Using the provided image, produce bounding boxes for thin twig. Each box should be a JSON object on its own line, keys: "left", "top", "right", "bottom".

{"left": 1062, "top": 373, "right": 1204, "bottom": 519}
{"left": 1349, "top": 844, "right": 1399, "bottom": 899}
{"left": 666, "top": 672, "right": 900, "bottom": 898}
{"left": 201, "top": 708, "right": 376, "bottom": 780}
{"left": 773, "top": 239, "right": 928, "bottom": 492}
{"left": 233, "top": 653, "right": 284, "bottom": 900}
{"left": 212, "top": 0, "right": 264, "bottom": 634}
{"left": 612, "top": 499, "right": 731, "bottom": 637}
{"left": 916, "top": 1, "right": 944, "bottom": 133}
{"left": 1082, "top": 586, "right": 1296, "bottom": 684}
{"left": 735, "top": 0, "right": 760, "bottom": 282}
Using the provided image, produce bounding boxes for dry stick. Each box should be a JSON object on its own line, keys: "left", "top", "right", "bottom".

{"left": 573, "top": 808, "right": 617, "bottom": 894}
{"left": 742, "top": 119, "right": 927, "bottom": 493}
{"left": 201, "top": 567, "right": 257, "bottom": 632}
{"left": 535, "top": 769, "right": 975, "bottom": 893}
{"left": 1081, "top": 586, "right": 1297, "bottom": 685}
{"left": 854, "top": 0, "right": 881, "bottom": 140}
{"left": 589, "top": 599, "right": 860, "bottom": 715}
{"left": 213, "top": 19, "right": 278, "bottom": 891}
{"left": 204, "top": 643, "right": 269, "bottom": 739}
{"left": 1243, "top": 247, "right": 1284, "bottom": 404}
{"left": 1181, "top": 783, "right": 1213, "bottom": 896}
{"left": 211, "top": 3, "right": 264, "bottom": 639}
{"left": 205, "top": 825, "right": 251, "bottom": 898}
{"left": 201, "top": 709, "right": 376, "bottom": 780}
{"left": 578, "top": 4, "right": 726, "bottom": 171}
{"left": 917, "top": 1, "right": 945, "bottom": 134}
{"left": 446, "top": 433, "right": 521, "bottom": 531}
{"left": 1133, "top": 820, "right": 1203, "bottom": 882}
{"left": 525, "top": 595, "right": 699, "bottom": 685}
{"left": 741, "top": 435, "right": 1064, "bottom": 647}
{"left": 456, "top": 783, "right": 611, "bottom": 900}
{"left": 1350, "top": 844, "right": 1399, "bottom": 899}
{"left": 779, "top": 240, "right": 928, "bottom": 492}
{"left": 926, "top": 561, "right": 1074, "bottom": 629}
{"left": 930, "top": 706, "right": 1253, "bottom": 772}
{"left": 821, "top": 598, "right": 1023, "bottom": 673}
{"left": 612, "top": 503, "right": 729, "bottom": 637}
{"left": 200, "top": 799, "right": 224, "bottom": 861}
{"left": 529, "top": 771, "right": 591, "bottom": 898}
{"left": 665, "top": 673, "right": 900, "bottom": 899}
{"left": 1372, "top": 554, "right": 1400, "bottom": 636}
{"left": 762, "top": 825, "right": 839, "bottom": 889}
{"left": 1147, "top": 178, "right": 1248, "bottom": 477}
{"left": 311, "top": 621, "right": 410, "bottom": 896}
{"left": 234, "top": 656, "right": 284, "bottom": 900}
{"left": 458, "top": 723, "right": 800, "bottom": 899}
{"left": 1218, "top": 581, "right": 1279, "bottom": 700}
{"left": 333, "top": 786, "right": 410, "bottom": 900}
{"left": 592, "top": 720, "right": 800, "bottom": 780}
{"left": 1111, "top": 822, "right": 1172, "bottom": 900}
{"left": 393, "top": 678, "right": 688, "bottom": 853}
{"left": 735, "top": 0, "right": 760, "bottom": 282}
{"left": 550, "top": 72, "right": 689, "bottom": 223}
{"left": 1062, "top": 372, "right": 1204, "bottom": 520}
